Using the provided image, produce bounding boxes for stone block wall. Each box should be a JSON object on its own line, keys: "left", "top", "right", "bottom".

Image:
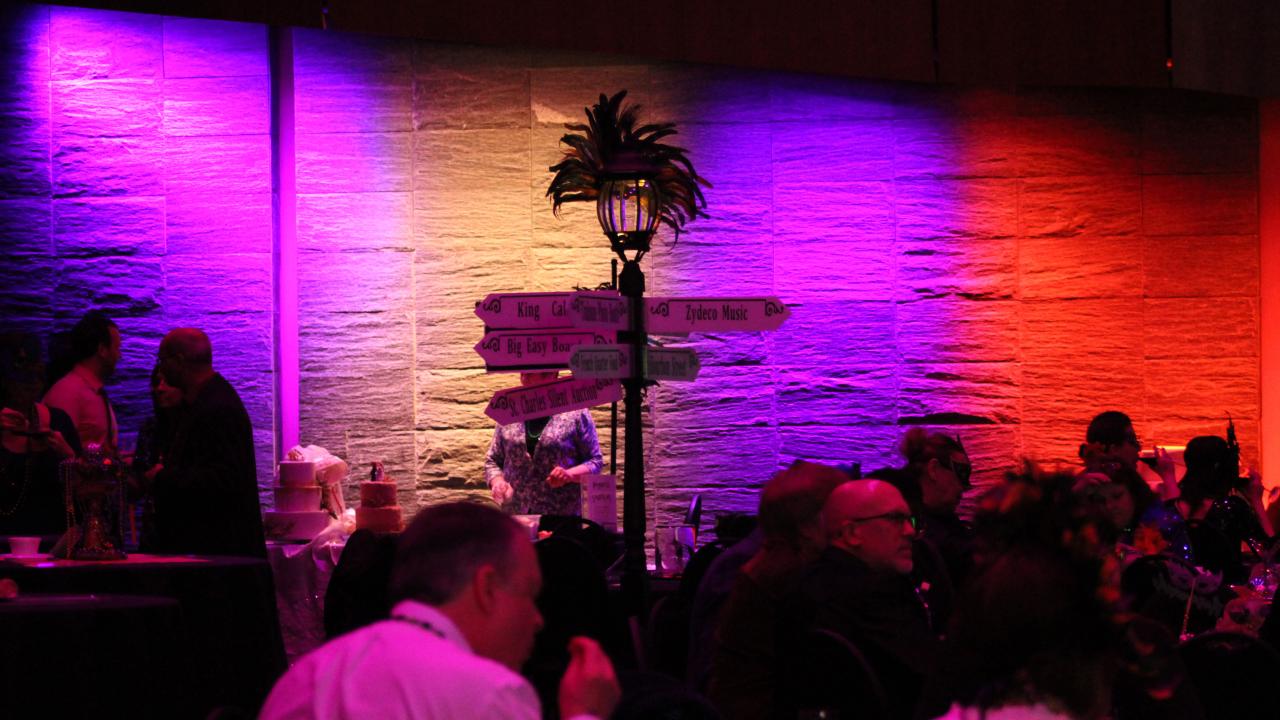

{"left": 0, "top": 5, "right": 1261, "bottom": 536}
{"left": 0, "top": 5, "right": 277, "bottom": 491}
{"left": 290, "top": 36, "right": 1259, "bottom": 531}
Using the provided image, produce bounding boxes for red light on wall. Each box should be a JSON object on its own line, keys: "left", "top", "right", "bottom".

{"left": 1166, "top": 58, "right": 1174, "bottom": 69}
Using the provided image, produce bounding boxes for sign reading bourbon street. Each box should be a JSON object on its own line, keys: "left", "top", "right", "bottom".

{"left": 645, "top": 297, "right": 791, "bottom": 335}
{"left": 644, "top": 348, "right": 701, "bottom": 381}
{"left": 475, "top": 329, "right": 614, "bottom": 371}
{"left": 485, "top": 376, "right": 623, "bottom": 425}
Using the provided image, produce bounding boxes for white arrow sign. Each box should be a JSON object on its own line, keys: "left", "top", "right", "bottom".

{"left": 475, "top": 329, "right": 614, "bottom": 371}
{"left": 476, "top": 290, "right": 626, "bottom": 330}
{"left": 569, "top": 344, "right": 632, "bottom": 379}
{"left": 645, "top": 297, "right": 791, "bottom": 335}
{"left": 645, "top": 348, "right": 701, "bottom": 381}
{"left": 475, "top": 292, "right": 573, "bottom": 329}
{"left": 485, "top": 376, "right": 623, "bottom": 425}
{"left": 570, "top": 292, "right": 630, "bottom": 331}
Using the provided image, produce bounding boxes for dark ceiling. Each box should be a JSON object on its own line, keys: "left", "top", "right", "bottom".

{"left": 40, "top": 0, "right": 1280, "bottom": 96}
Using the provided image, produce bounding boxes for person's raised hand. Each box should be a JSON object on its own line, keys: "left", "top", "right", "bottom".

{"left": 0, "top": 408, "right": 28, "bottom": 433}
{"left": 1155, "top": 446, "right": 1177, "bottom": 482}
{"left": 1245, "top": 468, "right": 1265, "bottom": 502}
{"left": 558, "top": 636, "right": 619, "bottom": 720}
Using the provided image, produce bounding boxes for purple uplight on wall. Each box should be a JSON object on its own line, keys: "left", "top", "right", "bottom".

{"left": 0, "top": 4, "right": 1263, "bottom": 527}
{"left": 0, "top": 3, "right": 277, "bottom": 489}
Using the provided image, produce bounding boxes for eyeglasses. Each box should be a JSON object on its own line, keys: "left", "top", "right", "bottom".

{"left": 844, "top": 512, "right": 917, "bottom": 532}
{"left": 937, "top": 456, "right": 972, "bottom": 488}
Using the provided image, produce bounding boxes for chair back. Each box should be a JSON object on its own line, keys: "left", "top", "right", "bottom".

{"left": 323, "top": 529, "right": 397, "bottom": 638}
{"left": 786, "top": 628, "right": 890, "bottom": 720}
{"left": 1180, "top": 630, "right": 1280, "bottom": 718}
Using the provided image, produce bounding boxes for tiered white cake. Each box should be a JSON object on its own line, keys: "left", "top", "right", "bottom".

{"left": 263, "top": 460, "right": 332, "bottom": 540}
{"left": 356, "top": 462, "right": 403, "bottom": 533}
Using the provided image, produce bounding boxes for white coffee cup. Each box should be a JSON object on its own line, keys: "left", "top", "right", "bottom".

{"left": 8, "top": 536, "right": 40, "bottom": 556}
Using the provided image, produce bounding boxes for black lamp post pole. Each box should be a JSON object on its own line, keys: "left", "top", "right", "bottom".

{"left": 618, "top": 258, "right": 648, "bottom": 614}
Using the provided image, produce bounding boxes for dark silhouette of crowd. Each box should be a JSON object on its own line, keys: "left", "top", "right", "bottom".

{"left": 6, "top": 314, "right": 1278, "bottom": 719}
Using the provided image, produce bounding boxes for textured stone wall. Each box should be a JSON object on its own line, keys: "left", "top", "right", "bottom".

{"left": 290, "top": 37, "right": 1259, "bottom": 531}
{"left": 0, "top": 5, "right": 277, "bottom": 492}
{"left": 1, "top": 6, "right": 1260, "bottom": 537}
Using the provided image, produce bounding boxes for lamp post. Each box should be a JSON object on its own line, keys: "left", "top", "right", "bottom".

{"left": 597, "top": 171, "right": 659, "bottom": 612}
{"left": 546, "top": 90, "right": 709, "bottom": 613}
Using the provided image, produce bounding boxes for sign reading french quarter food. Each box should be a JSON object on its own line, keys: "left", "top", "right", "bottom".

{"left": 569, "top": 344, "right": 632, "bottom": 379}
{"left": 485, "top": 376, "right": 624, "bottom": 424}
{"left": 475, "top": 329, "right": 615, "bottom": 371}
{"left": 569, "top": 291, "right": 630, "bottom": 331}
{"left": 644, "top": 347, "right": 701, "bottom": 381}
{"left": 476, "top": 290, "right": 626, "bottom": 330}
{"left": 644, "top": 297, "right": 791, "bottom": 335}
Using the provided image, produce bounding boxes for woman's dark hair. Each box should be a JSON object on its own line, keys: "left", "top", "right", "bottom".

{"left": 0, "top": 332, "right": 45, "bottom": 411}
{"left": 1109, "top": 465, "right": 1157, "bottom": 522}
{"left": 940, "top": 468, "right": 1120, "bottom": 717}
{"left": 1179, "top": 435, "right": 1236, "bottom": 506}
{"left": 896, "top": 428, "right": 963, "bottom": 513}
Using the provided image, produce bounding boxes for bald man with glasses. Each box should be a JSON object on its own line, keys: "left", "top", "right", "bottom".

{"left": 780, "top": 480, "right": 943, "bottom": 720}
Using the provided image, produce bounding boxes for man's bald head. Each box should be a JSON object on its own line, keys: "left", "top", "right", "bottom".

{"left": 160, "top": 328, "right": 212, "bottom": 366}
{"left": 824, "top": 480, "right": 915, "bottom": 575}
{"left": 158, "top": 328, "right": 214, "bottom": 397}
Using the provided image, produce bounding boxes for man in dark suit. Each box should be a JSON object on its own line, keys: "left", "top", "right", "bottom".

{"left": 781, "top": 480, "right": 940, "bottom": 720}
{"left": 151, "top": 328, "right": 265, "bottom": 557}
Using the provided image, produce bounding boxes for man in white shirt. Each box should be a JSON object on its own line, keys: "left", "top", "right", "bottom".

{"left": 43, "top": 311, "right": 120, "bottom": 450}
{"left": 260, "top": 502, "right": 619, "bottom": 720}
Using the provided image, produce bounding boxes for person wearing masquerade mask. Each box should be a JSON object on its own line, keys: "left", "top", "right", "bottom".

{"left": 897, "top": 428, "right": 975, "bottom": 588}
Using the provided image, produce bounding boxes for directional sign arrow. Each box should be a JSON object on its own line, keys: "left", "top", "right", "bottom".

{"left": 569, "top": 292, "right": 630, "bottom": 331}
{"left": 475, "top": 292, "right": 572, "bottom": 329}
{"left": 569, "top": 344, "right": 632, "bottom": 379}
{"left": 476, "top": 290, "right": 626, "bottom": 330}
{"left": 645, "top": 297, "right": 791, "bottom": 335}
{"left": 475, "top": 329, "right": 614, "bottom": 371}
{"left": 645, "top": 348, "right": 701, "bottom": 381}
{"left": 485, "top": 376, "right": 623, "bottom": 425}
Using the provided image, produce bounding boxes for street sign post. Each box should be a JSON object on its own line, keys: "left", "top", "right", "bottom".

{"left": 645, "top": 347, "right": 701, "bottom": 381}
{"left": 645, "top": 297, "right": 790, "bottom": 335}
{"left": 568, "top": 344, "right": 632, "bottom": 379}
{"left": 484, "top": 376, "right": 623, "bottom": 425}
{"left": 475, "top": 329, "right": 614, "bottom": 371}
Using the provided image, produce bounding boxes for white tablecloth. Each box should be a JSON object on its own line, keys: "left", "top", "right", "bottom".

{"left": 267, "top": 524, "right": 347, "bottom": 663}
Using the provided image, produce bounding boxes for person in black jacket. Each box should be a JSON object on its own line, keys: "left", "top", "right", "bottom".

{"left": 780, "top": 480, "right": 939, "bottom": 720}
{"left": 151, "top": 328, "right": 264, "bottom": 557}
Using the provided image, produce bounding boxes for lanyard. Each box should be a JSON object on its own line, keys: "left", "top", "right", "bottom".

{"left": 391, "top": 615, "right": 446, "bottom": 640}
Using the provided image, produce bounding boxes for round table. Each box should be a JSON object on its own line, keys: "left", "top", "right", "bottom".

{"left": 0, "top": 554, "right": 286, "bottom": 716}
{"left": 0, "top": 593, "right": 186, "bottom": 718}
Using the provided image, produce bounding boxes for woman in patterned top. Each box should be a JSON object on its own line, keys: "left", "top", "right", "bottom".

{"left": 484, "top": 372, "right": 603, "bottom": 516}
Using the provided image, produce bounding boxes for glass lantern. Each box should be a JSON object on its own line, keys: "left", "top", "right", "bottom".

{"left": 597, "top": 174, "right": 661, "bottom": 262}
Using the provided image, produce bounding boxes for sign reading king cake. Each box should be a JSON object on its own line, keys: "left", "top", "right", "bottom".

{"left": 485, "top": 376, "right": 623, "bottom": 425}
